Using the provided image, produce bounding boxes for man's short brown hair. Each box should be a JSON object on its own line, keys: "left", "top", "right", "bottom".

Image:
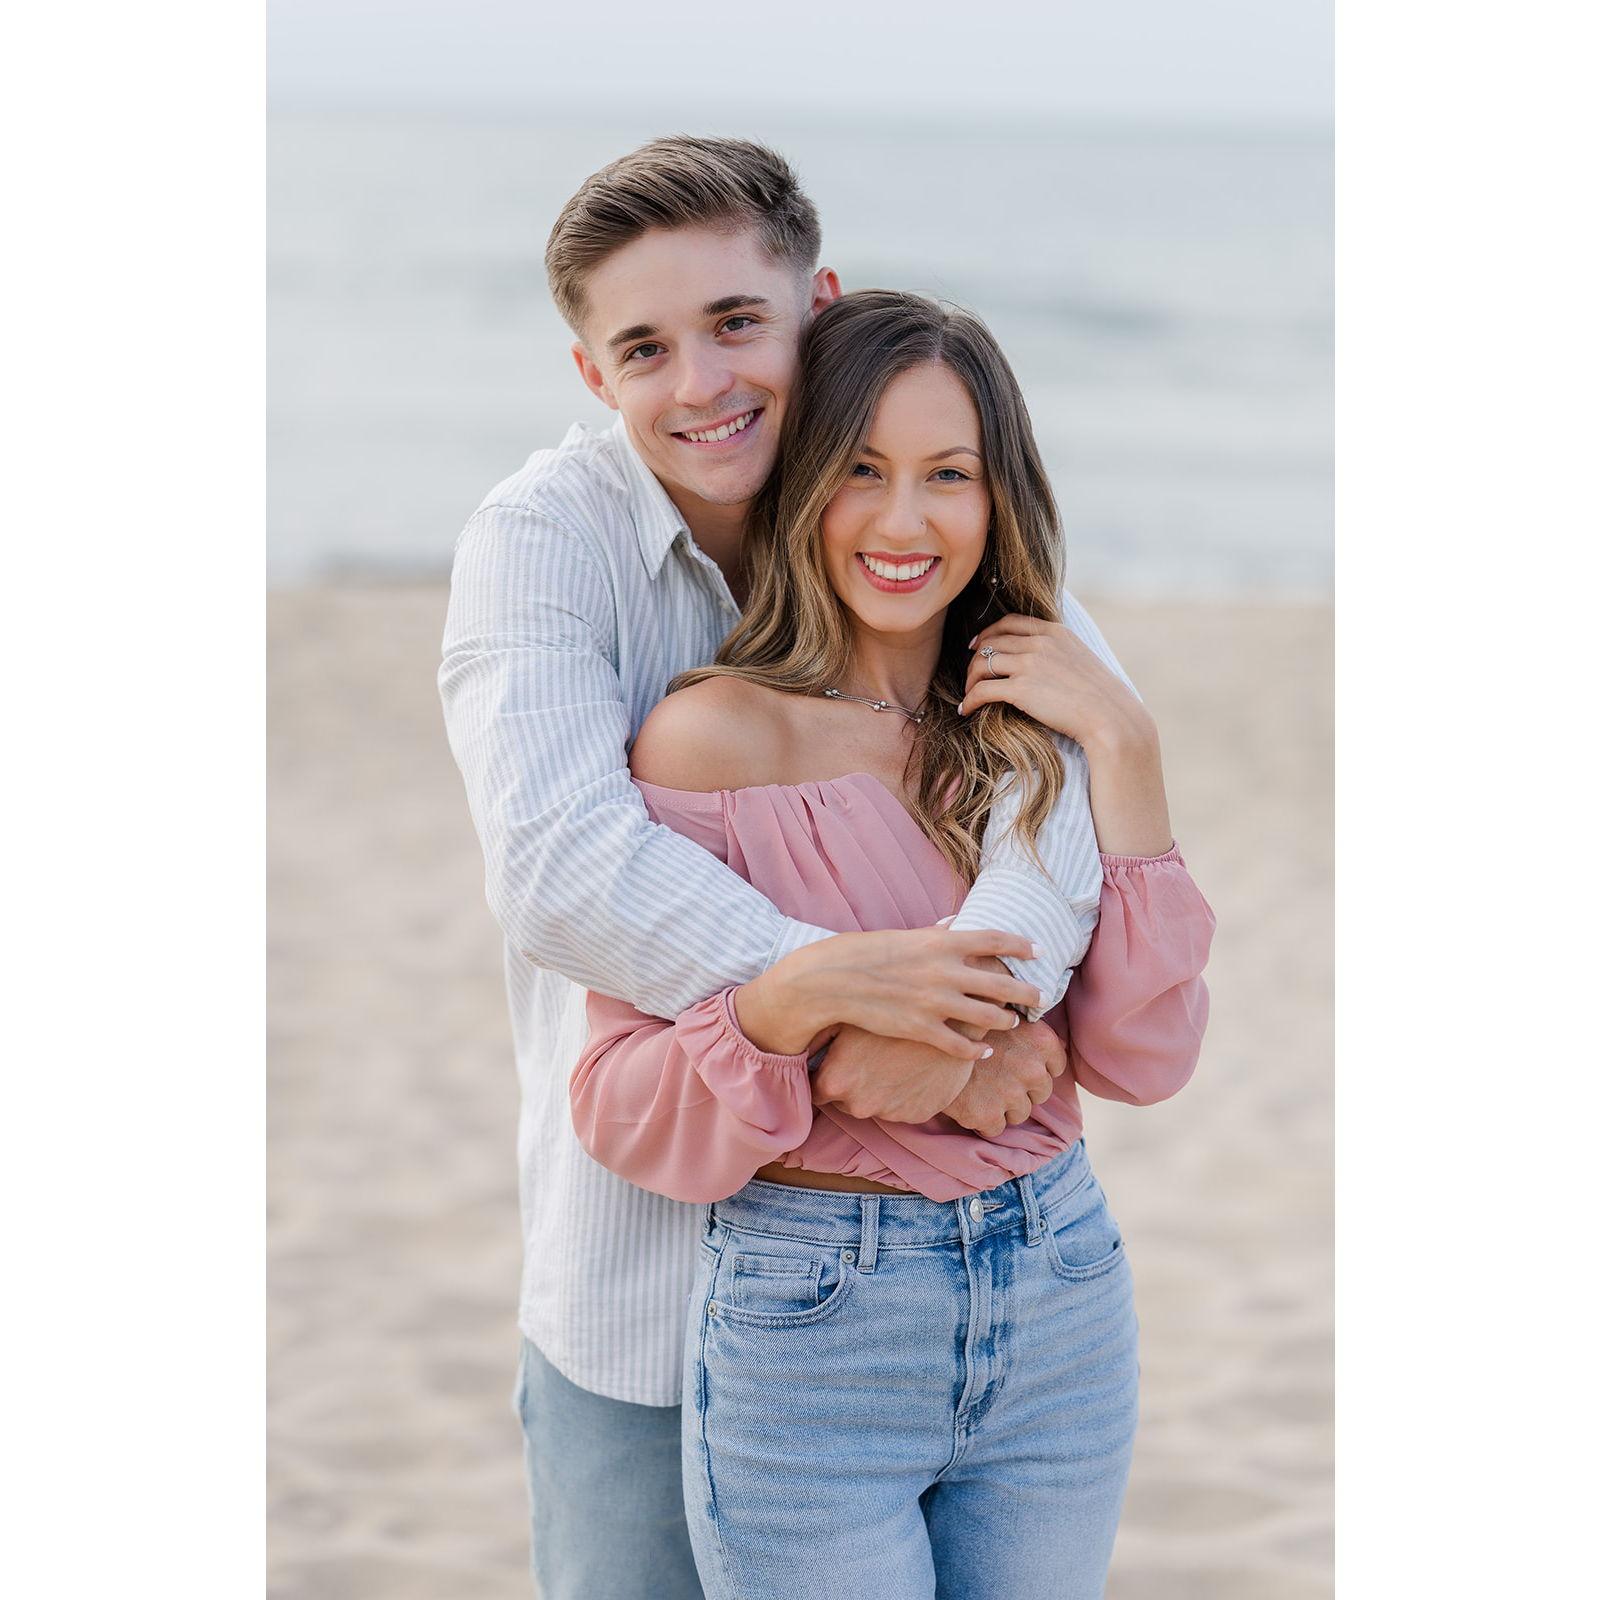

{"left": 545, "top": 135, "right": 822, "bottom": 338}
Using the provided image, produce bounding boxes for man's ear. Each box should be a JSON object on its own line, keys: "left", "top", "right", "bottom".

{"left": 571, "top": 342, "right": 619, "bottom": 411}
{"left": 809, "top": 266, "right": 843, "bottom": 316}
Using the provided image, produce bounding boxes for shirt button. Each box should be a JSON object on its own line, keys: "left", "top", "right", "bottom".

{"left": 968, "top": 1197, "right": 984, "bottom": 1221}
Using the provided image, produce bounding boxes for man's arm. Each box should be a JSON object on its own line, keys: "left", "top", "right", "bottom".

{"left": 945, "top": 586, "right": 1137, "bottom": 1019}
{"left": 439, "top": 502, "right": 832, "bottom": 1019}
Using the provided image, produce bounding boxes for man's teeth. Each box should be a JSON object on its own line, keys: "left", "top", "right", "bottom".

{"left": 862, "top": 555, "right": 938, "bottom": 582}
{"left": 682, "top": 411, "right": 756, "bottom": 444}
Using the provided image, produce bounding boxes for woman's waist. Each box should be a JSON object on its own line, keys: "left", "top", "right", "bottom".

{"left": 720, "top": 1138, "right": 1092, "bottom": 1244}
{"left": 752, "top": 1161, "right": 909, "bottom": 1196}
{"left": 754, "top": 1085, "right": 1084, "bottom": 1202}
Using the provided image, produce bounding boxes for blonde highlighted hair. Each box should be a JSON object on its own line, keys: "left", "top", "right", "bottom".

{"left": 670, "top": 290, "right": 1068, "bottom": 886}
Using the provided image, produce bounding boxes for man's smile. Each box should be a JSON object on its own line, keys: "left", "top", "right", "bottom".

{"left": 670, "top": 407, "right": 765, "bottom": 450}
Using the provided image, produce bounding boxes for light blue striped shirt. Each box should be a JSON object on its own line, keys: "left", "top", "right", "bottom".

{"left": 440, "top": 414, "right": 1132, "bottom": 1403}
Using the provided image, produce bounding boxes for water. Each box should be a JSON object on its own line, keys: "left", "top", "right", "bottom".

{"left": 268, "top": 111, "right": 1331, "bottom": 598}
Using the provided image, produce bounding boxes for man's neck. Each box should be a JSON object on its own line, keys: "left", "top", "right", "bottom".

{"left": 671, "top": 489, "right": 752, "bottom": 608}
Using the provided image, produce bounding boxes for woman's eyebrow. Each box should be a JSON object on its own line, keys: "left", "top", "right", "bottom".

{"left": 860, "top": 445, "right": 983, "bottom": 461}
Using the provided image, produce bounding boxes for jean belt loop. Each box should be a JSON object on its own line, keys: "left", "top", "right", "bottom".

{"left": 1019, "top": 1171, "right": 1045, "bottom": 1246}
{"left": 857, "top": 1195, "right": 880, "bottom": 1273}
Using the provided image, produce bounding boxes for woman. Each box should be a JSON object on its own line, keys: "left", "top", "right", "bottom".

{"left": 570, "top": 290, "right": 1214, "bottom": 1599}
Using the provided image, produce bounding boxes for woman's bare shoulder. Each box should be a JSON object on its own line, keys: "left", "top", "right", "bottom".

{"left": 628, "top": 676, "right": 794, "bottom": 793}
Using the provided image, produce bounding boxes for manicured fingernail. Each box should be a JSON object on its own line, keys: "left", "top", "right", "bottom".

{"left": 957, "top": 700, "right": 965, "bottom": 714}
{"left": 967, "top": 636, "right": 976, "bottom": 648}
{"left": 980, "top": 1047, "right": 994, "bottom": 1059}
{"left": 1028, "top": 943, "right": 1040, "bottom": 958}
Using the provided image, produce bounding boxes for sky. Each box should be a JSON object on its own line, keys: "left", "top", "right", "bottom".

{"left": 268, "top": 0, "right": 1332, "bottom": 123}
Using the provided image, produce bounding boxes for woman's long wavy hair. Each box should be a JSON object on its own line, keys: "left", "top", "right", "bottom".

{"left": 669, "top": 290, "right": 1067, "bottom": 886}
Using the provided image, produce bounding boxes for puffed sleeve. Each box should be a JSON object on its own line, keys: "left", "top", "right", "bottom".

{"left": 1058, "top": 844, "right": 1216, "bottom": 1107}
{"left": 571, "top": 985, "right": 816, "bottom": 1204}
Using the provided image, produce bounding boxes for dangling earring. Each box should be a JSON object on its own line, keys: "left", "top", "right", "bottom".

{"left": 971, "top": 545, "right": 1003, "bottom": 628}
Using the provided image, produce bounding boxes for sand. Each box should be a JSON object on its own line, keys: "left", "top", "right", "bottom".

{"left": 267, "top": 583, "right": 1332, "bottom": 1598}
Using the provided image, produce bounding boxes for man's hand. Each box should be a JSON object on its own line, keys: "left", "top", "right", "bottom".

{"left": 811, "top": 1025, "right": 976, "bottom": 1124}
{"left": 940, "top": 1020, "right": 1065, "bottom": 1138}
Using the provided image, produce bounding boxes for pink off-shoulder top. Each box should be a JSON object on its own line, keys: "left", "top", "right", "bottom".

{"left": 572, "top": 773, "right": 1215, "bottom": 1204}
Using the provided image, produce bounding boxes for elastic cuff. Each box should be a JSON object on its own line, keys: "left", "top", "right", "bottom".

{"left": 1099, "top": 839, "right": 1183, "bottom": 868}
{"left": 719, "top": 987, "right": 813, "bottom": 1072}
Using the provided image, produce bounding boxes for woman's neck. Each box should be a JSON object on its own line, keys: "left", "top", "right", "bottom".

{"left": 838, "top": 621, "right": 944, "bottom": 712}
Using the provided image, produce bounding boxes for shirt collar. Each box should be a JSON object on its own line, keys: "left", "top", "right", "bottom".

{"left": 610, "top": 415, "right": 689, "bottom": 580}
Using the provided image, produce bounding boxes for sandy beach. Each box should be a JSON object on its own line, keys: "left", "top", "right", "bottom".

{"left": 267, "top": 583, "right": 1332, "bottom": 1599}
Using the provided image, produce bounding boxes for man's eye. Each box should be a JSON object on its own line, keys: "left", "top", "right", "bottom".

{"left": 721, "top": 315, "right": 757, "bottom": 334}
{"left": 626, "top": 343, "right": 664, "bottom": 362}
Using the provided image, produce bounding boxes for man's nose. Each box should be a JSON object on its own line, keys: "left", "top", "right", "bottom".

{"left": 673, "top": 340, "right": 735, "bottom": 411}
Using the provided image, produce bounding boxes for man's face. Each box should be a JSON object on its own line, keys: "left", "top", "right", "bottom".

{"left": 572, "top": 226, "right": 839, "bottom": 518}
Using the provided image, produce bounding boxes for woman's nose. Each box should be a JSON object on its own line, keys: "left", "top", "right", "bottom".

{"left": 875, "top": 486, "right": 927, "bottom": 540}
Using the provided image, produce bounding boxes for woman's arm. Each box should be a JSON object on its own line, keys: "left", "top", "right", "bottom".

{"left": 1058, "top": 845, "right": 1215, "bottom": 1106}
{"left": 572, "top": 985, "right": 817, "bottom": 1205}
{"left": 961, "top": 605, "right": 1214, "bottom": 1104}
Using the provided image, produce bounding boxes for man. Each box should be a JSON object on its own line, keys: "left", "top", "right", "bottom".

{"left": 440, "top": 136, "right": 1136, "bottom": 1598}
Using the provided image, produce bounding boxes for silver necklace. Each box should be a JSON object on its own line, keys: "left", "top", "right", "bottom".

{"left": 821, "top": 686, "right": 926, "bottom": 724}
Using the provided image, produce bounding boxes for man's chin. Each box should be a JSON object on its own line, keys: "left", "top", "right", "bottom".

{"left": 671, "top": 457, "right": 774, "bottom": 510}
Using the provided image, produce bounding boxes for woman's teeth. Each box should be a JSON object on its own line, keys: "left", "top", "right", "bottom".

{"left": 682, "top": 411, "right": 756, "bottom": 443}
{"left": 862, "top": 555, "right": 937, "bottom": 581}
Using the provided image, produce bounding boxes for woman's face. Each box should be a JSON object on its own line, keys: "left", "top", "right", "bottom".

{"left": 819, "top": 361, "right": 991, "bottom": 636}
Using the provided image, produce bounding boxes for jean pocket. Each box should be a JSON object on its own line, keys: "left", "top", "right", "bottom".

{"left": 1041, "top": 1179, "right": 1126, "bottom": 1282}
{"left": 731, "top": 1252, "right": 823, "bottom": 1314}
{"left": 709, "top": 1239, "right": 855, "bottom": 1328}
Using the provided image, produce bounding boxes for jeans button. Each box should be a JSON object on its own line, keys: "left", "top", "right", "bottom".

{"left": 968, "top": 1197, "right": 984, "bottom": 1222}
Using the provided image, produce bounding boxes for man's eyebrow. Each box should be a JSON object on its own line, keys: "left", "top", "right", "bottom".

{"left": 606, "top": 323, "right": 656, "bottom": 353}
{"left": 860, "top": 445, "right": 983, "bottom": 462}
{"left": 702, "top": 294, "right": 771, "bottom": 317}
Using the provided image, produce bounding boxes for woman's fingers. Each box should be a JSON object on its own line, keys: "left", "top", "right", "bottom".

{"left": 965, "top": 647, "right": 1026, "bottom": 688}
{"left": 950, "top": 959, "right": 1044, "bottom": 1013}
{"left": 948, "top": 995, "right": 1025, "bottom": 1034}
{"left": 956, "top": 677, "right": 1015, "bottom": 716}
{"left": 946, "top": 928, "right": 1038, "bottom": 963}
{"left": 968, "top": 615, "right": 1050, "bottom": 649}
{"left": 932, "top": 1024, "right": 994, "bottom": 1061}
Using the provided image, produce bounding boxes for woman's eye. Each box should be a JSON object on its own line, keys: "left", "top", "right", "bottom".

{"left": 626, "top": 343, "right": 664, "bottom": 362}
{"left": 850, "top": 463, "right": 880, "bottom": 479}
{"left": 933, "top": 468, "right": 970, "bottom": 483}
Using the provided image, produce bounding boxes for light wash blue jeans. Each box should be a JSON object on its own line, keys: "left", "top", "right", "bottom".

{"left": 513, "top": 1336, "right": 704, "bottom": 1600}
{"left": 682, "top": 1139, "right": 1140, "bottom": 1600}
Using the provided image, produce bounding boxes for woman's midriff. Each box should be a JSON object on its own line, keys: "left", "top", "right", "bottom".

{"left": 753, "top": 1161, "right": 912, "bottom": 1196}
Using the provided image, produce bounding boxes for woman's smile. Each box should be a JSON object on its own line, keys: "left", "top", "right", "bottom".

{"left": 854, "top": 551, "right": 942, "bottom": 593}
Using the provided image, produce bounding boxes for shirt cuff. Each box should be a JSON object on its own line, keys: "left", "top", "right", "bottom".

{"left": 766, "top": 916, "right": 836, "bottom": 969}
{"left": 719, "top": 987, "right": 815, "bottom": 1074}
{"left": 947, "top": 866, "right": 1087, "bottom": 1020}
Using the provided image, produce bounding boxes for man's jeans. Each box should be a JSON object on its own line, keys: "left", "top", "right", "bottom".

{"left": 513, "top": 1337, "right": 703, "bottom": 1600}
{"left": 682, "top": 1139, "right": 1139, "bottom": 1599}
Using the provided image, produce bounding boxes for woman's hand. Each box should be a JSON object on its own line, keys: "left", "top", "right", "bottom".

{"left": 734, "top": 925, "right": 1043, "bottom": 1062}
{"left": 960, "top": 614, "right": 1176, "bottom": 857}
{"left": 960, "top": 614, "right": 1152, "bottom": 755}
